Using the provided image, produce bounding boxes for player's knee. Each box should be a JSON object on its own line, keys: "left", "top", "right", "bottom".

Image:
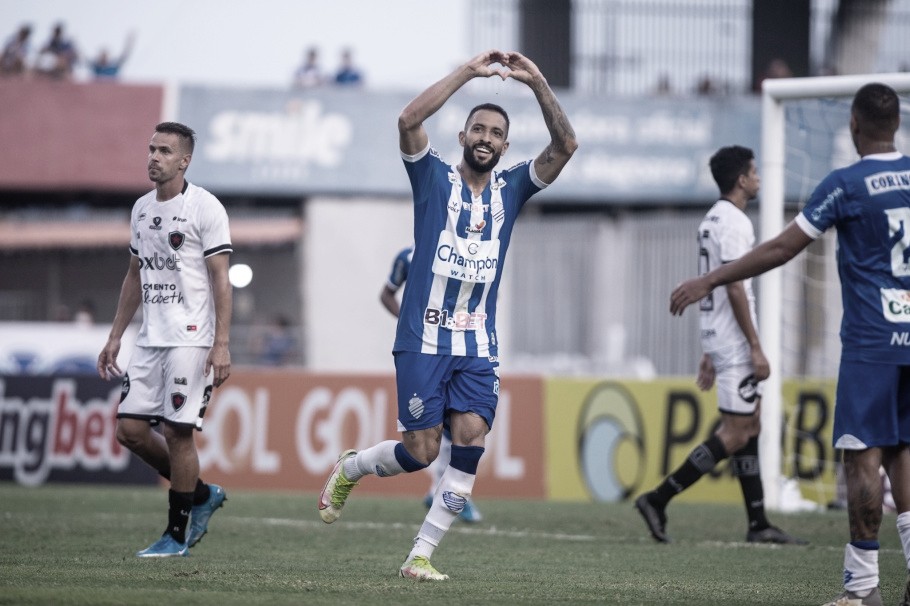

{"left": 405, "top": 424, "right": 449, "bottom": 463}
{"left": 116, "top": 421, "right": 146, "bottom": 451}
{"left": 730, "top": 435, "right": 751, "bottom": 453}
{"left": 749, "top": 418, "right": 761, "bottom": 437}
{"left": 162, "top": 423, "right": 194, "bottom": 449}
{"left": 717, "top": 422, "right": 757, "bottom": 452}
{"left": 425, "top": 440, "right": 442, "bottom": 464}
{"left": 845, "top": 450, "right": 882, "bottom": 481}
{"left": 395, "top": 442, "right": 431, "bottom": 472}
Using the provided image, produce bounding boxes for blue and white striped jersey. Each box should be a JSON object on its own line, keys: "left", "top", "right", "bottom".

{"left": 394, "top": 144, "right": 547, "bottom": 357}
{"left": 796, "top": 152, "right": 910, "bottom": 363}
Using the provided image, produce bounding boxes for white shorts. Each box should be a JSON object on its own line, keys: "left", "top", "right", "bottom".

{"left": 713, "top": 362, "right": 763, "bottom": 416}
{"left": 117, "top": 346, "right": 213, "bottom": 430}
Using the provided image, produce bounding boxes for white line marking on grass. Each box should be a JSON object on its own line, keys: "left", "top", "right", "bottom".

{"left": 257, "top": 516, "right": 597, "bottom": 542}
{"left": 88, "top": 512, "right": 904, "bottom": 554}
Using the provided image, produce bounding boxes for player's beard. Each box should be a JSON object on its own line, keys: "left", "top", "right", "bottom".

{"left": 462, "top": 143, "right": 500, "bottom": 173}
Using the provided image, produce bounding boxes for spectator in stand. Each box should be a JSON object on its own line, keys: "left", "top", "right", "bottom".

{"left": 73, "top": 299, "right": 96, "bottom": 327}
{"left": 334, "top": 48, "right": 363, "bottom": 87}
{"left": 0, "top": 24, "right": 32, "bottom": 77}
{"left": 35, "top": 22, "right": 78, "bottom": 80}
{"left": 654, "top": 73, "right": 672, "bottom": 96}
{"left": 696, "top": 74, "right": 719, "bottom": 96}
{"left": 256, "top": 314, "right": 297, "bottom": 366}
{"left": 293, "top": 46, "right": 324, "bottom": 88}
{"left": 89, "top": 32, "right": 135, "bottom": 80}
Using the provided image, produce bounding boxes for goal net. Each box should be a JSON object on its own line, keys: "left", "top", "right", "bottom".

{"left": 760, "top": 73, "right": 910, "bottom": 510}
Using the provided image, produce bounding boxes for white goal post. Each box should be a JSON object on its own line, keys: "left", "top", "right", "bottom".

{"left": 759, "top": 72, "right": 910, "bottom": 510}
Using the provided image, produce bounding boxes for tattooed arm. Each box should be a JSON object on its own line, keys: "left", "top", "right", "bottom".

{"left": 503, "top": 51, "right": 578, "bottom": 184}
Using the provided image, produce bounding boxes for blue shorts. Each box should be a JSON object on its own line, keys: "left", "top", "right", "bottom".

{"left": 393, "top": 351, "right": 499, "bottom": 432}
{"left": 834, "top": 360, "right": 910, "bottom": 449}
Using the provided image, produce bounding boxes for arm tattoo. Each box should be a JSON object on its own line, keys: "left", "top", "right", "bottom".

{"left": 539, "top": 144, "right": 557, "bottom": 166}
{"left": 538, "top": 91, "right": 575, "bottom": 156}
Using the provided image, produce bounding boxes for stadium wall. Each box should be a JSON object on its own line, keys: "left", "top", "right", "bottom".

{"left": 0, "top": 80, "right": 163, "bottom": 191}
{"left": 0, "top": 80, "right": 768, "bottom": 203}
{"left": 0, "top": 367, "right": 837, "bottom": 506}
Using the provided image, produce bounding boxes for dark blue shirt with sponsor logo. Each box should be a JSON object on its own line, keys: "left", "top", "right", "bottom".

{"left": 386, "top": 246, "right": 413, "bottom": 292}
{"left": 796, "top": 152, "right": 910, "bottom": 363}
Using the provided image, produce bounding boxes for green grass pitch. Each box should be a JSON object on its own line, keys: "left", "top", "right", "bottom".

{"left": 0, "top": 483, "right": 906, "bottom": 605}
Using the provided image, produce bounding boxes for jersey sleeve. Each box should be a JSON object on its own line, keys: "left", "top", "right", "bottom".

{"left": 129, "top": 201, "right": 141, "bottom": 256}
{"left": 717, "top": 213, "right": 753, "bottom": 263}
{"left": 401, "top": 143, "right": 443, "bottom": 206}
{"left": 795, "top": 171, "right": 845, "bottom": 239}
{"left": 201, "top": 197, "right": 233, "bottom": 258}
{"left": 502, "top": 160, "right": 544, "bottom": 213}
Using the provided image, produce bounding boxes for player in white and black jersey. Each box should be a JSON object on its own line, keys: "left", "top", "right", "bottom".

{"left": 97, "top": 122, "right": 232, "bottom": 558}
{"left": 636, "top": 145, "right": 805, "bottom": 547}
{"left": 319, "top": 50, "right": 577, "bottom": 581}
{"left": 671, "top": 83, "right": 910, "bottom": 606}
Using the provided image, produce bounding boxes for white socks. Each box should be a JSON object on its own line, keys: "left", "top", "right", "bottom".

{"left": 897, "top": 511, "right": 910, "bottom": 570}
{"left": 843, "top": 542, "right": 879, "bottom": 595}
{"left": 426, "top": 435, "right": 453, "bottom": 494}
{"left": 408, "top": 465, "right": 476, "bottom": 561}
{"left": 344, "top": 440, "right": 405, "bottom": 481}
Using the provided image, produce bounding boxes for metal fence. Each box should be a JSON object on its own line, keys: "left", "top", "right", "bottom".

{"left": 469, "top": 0, "right": 910, "bottom": 97}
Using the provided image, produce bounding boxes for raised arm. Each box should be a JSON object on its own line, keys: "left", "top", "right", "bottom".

{"left": 502, "top": 51, "right": 578, "bottom": 184}
{"left": 398, "top": 50, "right": 509, "bottom": 156}
{"left": 670, "top": 221, "right": 814, "bottom": 315}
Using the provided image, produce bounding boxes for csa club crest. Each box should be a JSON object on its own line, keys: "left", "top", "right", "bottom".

{"left": 408, "top": 394, "right": 424, "bottom": 419}
{"left": 168, "top": 231, "right": 185, "bottom": 251}
{"left": 171, "top": 391, "right": 187, "bottom": 411}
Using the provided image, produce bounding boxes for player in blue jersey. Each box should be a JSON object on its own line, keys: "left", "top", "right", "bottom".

{"left": 635, "top": 145, "right": 805, "bottom": 547}
{"left": 319, "top": 49, "right": 577, "bottom": 580}
{"left": 380, "top": 245, "right": 483, "bottom": 523}
{"left": 379, "top": 246, "right": 413, "bottom": 320}
{"left": 670, "top": 83, "right": 910, "bottom": 606}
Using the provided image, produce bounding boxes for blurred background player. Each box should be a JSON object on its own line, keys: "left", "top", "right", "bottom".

{"left": 635, "top": 145, "right": 806, "bottom": 546}
{"left": 380, "top": 244, "right": 482, "bottom": 523}
{"left": 97, "top": 122, "right": 231, "bottom": 558}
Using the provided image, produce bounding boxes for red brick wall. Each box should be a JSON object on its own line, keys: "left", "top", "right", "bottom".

{"left": 0, "top": 80, "right": 163, "bottom": 191}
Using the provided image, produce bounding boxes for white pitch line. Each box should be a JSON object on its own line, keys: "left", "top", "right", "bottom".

{"left": 87, "top": 511, "right": 905, "bottom": 554}
{"left": 257, "top": 516, "right": 597, "bottom": 542}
